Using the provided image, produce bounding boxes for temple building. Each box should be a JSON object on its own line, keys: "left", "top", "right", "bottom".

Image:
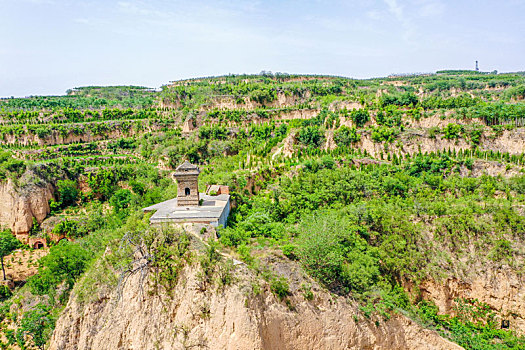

{"left": 143, "top": 161, "right": 230, "bottom": 227}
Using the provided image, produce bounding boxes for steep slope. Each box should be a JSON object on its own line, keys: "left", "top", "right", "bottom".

{"left": 50, "top": 262, "right": 462, "bottom": 350}
{"left": 0, "top": 177, "right": 53, "bottom": 235}
{"left": 416, "top": 271, "right": 525, "bottom": 334}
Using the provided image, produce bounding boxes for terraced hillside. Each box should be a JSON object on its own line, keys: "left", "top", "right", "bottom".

{"left": 1, "top": 71, "right": 525, "bottom": 349}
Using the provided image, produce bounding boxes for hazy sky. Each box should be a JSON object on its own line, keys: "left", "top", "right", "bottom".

{"left": 1, "top": 0, "right": 524, "bottom": 97}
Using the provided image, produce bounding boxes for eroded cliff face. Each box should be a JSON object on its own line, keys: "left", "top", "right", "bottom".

{"left": 356, "top": 129, "right": 525, "bottom": 159}
{"left": 50, "top": 263, "right": 462, "bottom": 350}
{"left": 415, "top": 270, "right": 525, "bottom": 335}
{"left": 0, "top": 178, "right": 53, "bottom": 234}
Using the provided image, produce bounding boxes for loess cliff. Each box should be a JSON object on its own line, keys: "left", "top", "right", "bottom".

{"left": 50, "top": 261, "right": 462, "bottom": 350}
{"left": 0, "top": 177, "right": 53, "bottom": 235}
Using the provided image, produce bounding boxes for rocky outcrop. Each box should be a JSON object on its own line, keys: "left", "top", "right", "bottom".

{"left": 1, "top": 120, "right": 174, "bottom": 147}
{"left": 50, "top": 263, "right": 462, "bottom": 350}
{"left": 487, "top": 129, "right": 525, "bottom": 155}
{"left": 356, "top": 128, "right": 525, "bottom": 159}
{"left": 416, "top": 270, "right": 525, "bottom": 335}
{"left": 324, "top": 130, "right": 337, "bottom": 151}
{"left": 0, "top": 178, "right": 53, "bottom": 235}
{"left": 275, "top": 108, "right": 319, "bottom": 121}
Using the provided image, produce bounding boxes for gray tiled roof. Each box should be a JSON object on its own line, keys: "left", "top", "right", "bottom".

{"left": 174, "top": 161, "right": 200, "bottom": 175}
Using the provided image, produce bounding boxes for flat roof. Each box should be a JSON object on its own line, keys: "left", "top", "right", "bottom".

{"left": 143, "top": 193, "right": 230, "bottom": 223}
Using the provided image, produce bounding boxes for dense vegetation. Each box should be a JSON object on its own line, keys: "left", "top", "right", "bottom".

{"left": 0, "top": 71, "right": 525, "bottom": 349}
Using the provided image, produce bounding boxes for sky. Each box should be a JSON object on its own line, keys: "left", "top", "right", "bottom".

{"left": 1, "top": 0, "right": 524, "bottom": 97}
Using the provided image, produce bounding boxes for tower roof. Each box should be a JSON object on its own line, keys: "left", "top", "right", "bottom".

{"left": 174, "top": 160, "right": 200, "bottom": 176}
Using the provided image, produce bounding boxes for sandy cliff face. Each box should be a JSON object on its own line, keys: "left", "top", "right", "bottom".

{"left": 0, "top": 179, "right": 53, "bottom": 234}
{"left": 415, "top": 269, "right": 525, "bottom": 335}
{"left": 50, "top": 263, "right": 462, "bottom": 350}
{"left": 354, "top": 129, "right": 525, "bottom": 160}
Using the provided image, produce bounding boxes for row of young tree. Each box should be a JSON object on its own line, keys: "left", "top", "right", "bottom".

{"left": 1, "top": 72, "right": 525, "bottom": 349}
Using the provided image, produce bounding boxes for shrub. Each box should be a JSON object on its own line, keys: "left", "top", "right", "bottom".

{"left": 443, "top": 123, "right": 463, "bottom": 140}
{"left": 468, "top": 128, "right": 483, "bottom": 145}
{"left": 417, "top": 298, "right": 525, "bottom": 349}
{"left": 297, "top": 125, "right": 324, "bottom": 147}
{"left": 371, "top": 126, "right": 399, "bottom": 143}
{"left": 218, "top": 227, "right": 249, "bottom": 247}
{"left": 199, "top": 125, "right": 229, "bottom": 140}
{"left": 249, "top": 88, "right": 277, "bottom": 104}
{"left": 380, "top": 92, "right": 418, "bottom": 107}
{"left": 52, "top": 220, "right": 83, "bottom": 238}
{"left": 0, "top": 230, "right": 20, "bottom": 280}
{"left": 296, "top": 213, "right": 380, "bottom": 294}
{"left": 488, "top": 239, "right": 512, "bottom": 262}
{"left": 334, "top": 126, "right": 361, "bottom": 146}
{"left": 56, "top": 179, "right": 79, "bottom": 208}
{"left": 349, "top": 109, "right": 370, "bottom": 128}
{"left": 16, "top": 303, "right": 56, "bottom": 350}
{"left": 320, "top": 155, "right": 336, "bottom": 169}
{"left": 237, "top": 244, "right": 254, "bottom": 264}
{"left": 301, "top": 283, "right": 314, "bottom": 300}
{"left": 0, "top": 156, "right": 26, "bottom": 178}
{"left": 428, "top": 126, "right": 440, "bottom": 139}
{"left": 270, "top": 276, "right": 290, "bottom": 300}
{"left": 303, "top": 159, "right": 320, "bottom": 172}
{"left": 129, "top": 180, "right": 146, "bottom": 195}
{"left": 0, "top": 285, "right": 11, "bottom": 301}
{"left": 147, "top": 227, "right": 191, "bottom": 293}
{"left": 86, "top": 169, "right": 117, "bottom": 200}
{"left": 29, "top": 240, "right": 92, "bottom": 296}
{"left": 375, "top": 108, "right": 402, "bottom": 127}
{"left": 281, "top": 244, "right": 297, "bottom": 260}
{"left": 110, "top": 189, "right": 134, "bottom": 213}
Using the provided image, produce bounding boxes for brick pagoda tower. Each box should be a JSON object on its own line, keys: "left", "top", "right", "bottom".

{"left": 173, "top": 161, "right": 200, "bottom": 207}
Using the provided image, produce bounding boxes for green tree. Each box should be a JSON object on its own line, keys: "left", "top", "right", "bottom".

{"left": 0, "top": 230, "right": 20, "bottom": 280}
{"left": 52, "top": 220, "right": 81, "bottom": 238}
{"left": 110, "top": 189, "right": 133, "bottom": 214}
{"left": 129, "top": 180, "right": 146, "bottom": 195}
{"left": 334, "top": 126, "right": 361, "bottom": 146}
{"left": 86, "top": 169, "right": 117, "bottom": 200}
{"left": 29, "top": 240, "right": 91, "bottom": 295}
{"left": 297, "top": 125, "right": 324, "bottom": 147}
{"left": 296, "top": 213, "right": 380, "bottom": 293}
{"left": 16, "top": 303, "right": 55, "bottom": 350}
{"left": 443, "top": 123, "right": 463, "bottom": 140}
{"left": 349, "top": 109, "right": 370, "bottom": 128}
{"left": 56, "top": 179, "right": 79, "bottom": 208}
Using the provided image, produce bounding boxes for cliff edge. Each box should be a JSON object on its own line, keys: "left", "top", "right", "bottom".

{"left": 50, "top": 261, "right": 462, "bottom": 350}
